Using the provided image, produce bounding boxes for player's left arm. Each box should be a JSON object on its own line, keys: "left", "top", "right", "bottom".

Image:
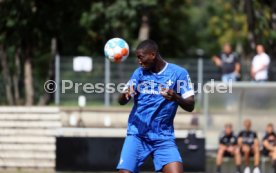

{"left": 161, "top": 90, "right": 194, "bottom": 112}
{"left": 254, "top": 64, "right": 269, "bottom": 73}
{"left": 263, "top": 139, "right": 274, "bottom": 151}
{"left": 177, "top": 95, "right": 194, "bottom": 112}
{"left": 252, "top": 55, "right": 270, "bottom": 74}
{"left": 253, "top": 132, "right": 259, "bottom": 146}
{"left": 161, "top": 70, "right": 195, "bottom": 112}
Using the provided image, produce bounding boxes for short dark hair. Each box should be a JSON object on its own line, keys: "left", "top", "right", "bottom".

{"left": 267, "top": 123, "right": 273, "bottom": 127}
{"left": 136, "top": 39, "right": 159, "bottom": 53}
{"left": 225, "top": 123, "right": 232, "bottom": 128}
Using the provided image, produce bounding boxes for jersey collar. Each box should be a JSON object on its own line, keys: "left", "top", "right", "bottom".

{"left": 151, "top": 62, "right": 168, "bottom": 75}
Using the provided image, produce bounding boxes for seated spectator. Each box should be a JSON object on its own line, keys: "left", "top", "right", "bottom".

{"left": 238, "top": 119, "right": 260, "bottom": 173}
{"left": 212, "top": 43, "right": 241, "bottom": 82}
{"left": 262, "top": 123, "right": 276, "bottom": 173}
{"left": 251, "top": 44, "right": 270, "bottom": 82}
{"left": 216, "top": 123, "right": 241, "bottom": 173}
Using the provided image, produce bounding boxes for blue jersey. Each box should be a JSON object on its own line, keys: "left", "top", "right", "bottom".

{"left": 126, "top": 63, "right": 194, "bottom": 140}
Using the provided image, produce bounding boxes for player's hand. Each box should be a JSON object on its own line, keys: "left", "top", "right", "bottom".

{"left": 160, "top": 88, "right": 177, "bottom": 101}
{"left": 212, "top": 56, "right": 222, "bottom": 66}
{"left": 123, "top": 85, "right": 136, "bottom": 100}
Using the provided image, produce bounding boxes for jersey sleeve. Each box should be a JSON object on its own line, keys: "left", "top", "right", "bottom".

{"left": 253, "top": 132, "right": 258, "bottom": 138}
{"left": 233, "top": 136, "right": 238, "bottom": 145}
{"left": 262, "top": 133, "right": 269, "bottom": 141}
{"left": 234, "top": 53, "right": 240, "bottom": 64}
{"left": 219, "top": 133, "right": 224, "bottom": 144}
{"left": 177, "top": 69, "right": 194, "bottom": 99}
{"left": 238, "top": 131, "right": 243, "bottom": 137}
{"left": 263, "top": 54, "right": 270, "bottom": 66}
{"left": 125, "top": 68, "right": 140, "bottom": 91}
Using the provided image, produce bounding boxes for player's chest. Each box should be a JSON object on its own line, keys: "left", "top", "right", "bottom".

{"left": 221, "top": 54, "right": 235, "bottom": 63}
{"left": 223, "top": 136, "right": 235, "bottom": 143}
{"left": 138, "top": 73, "right": 177, "bottom": 89}
{"left": 242, "top": 133, "right": 254, "bottom": 142}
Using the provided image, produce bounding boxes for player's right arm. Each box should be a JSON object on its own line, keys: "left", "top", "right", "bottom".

{"left": 212, "top": 55, "right": 222, "bottom": 67}
{"left": 118, "top": 86, "right": 136, "bottom": 105}
{"left": 218, "top": 134, "right": 227, "bottom": 152}
{"left": 263, "top": 136, "right": 274, "bottom": 151}
{"left": 118, "top": 68, "right": 140, "bottom": 105}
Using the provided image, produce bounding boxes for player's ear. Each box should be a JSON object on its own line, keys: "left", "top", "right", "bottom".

{"left": 150, "top": 51, "right": 156, "bottom": 59}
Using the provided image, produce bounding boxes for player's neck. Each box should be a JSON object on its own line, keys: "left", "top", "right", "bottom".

{"left": 151, "top": 57, "right": 166, "bottom": 73}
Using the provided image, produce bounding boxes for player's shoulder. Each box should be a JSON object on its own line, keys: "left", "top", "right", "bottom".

{"left": 133, "top": 67, "right": 143, "bottom": 74}
{"left": 231, "top": 132, "right": 238, "bottom": 138}
{"left": 262, "top": 52, "right": 270, "bottom": 58}
{"left": 263, "top": 132, "right": 269, "bottom": 139}
{"left": 273, "top": 132, "right": 276, "bottom": 137}
{"left": 238, "top": 130, "right": 245, "bottom": 135}
{"left": 239, "top": 130, "right": 245, "bottom": 133}
{"left": 167, "top": 63, "right": 188, "bottom": 75}
{"left": 251, "top": 130, "right": 257, "bottom": 135}
{"left": 252, "top": 54, "right": 258, "bottom": 61}
{"left": 250, "top": 130, "right": 258, "bottom": 137}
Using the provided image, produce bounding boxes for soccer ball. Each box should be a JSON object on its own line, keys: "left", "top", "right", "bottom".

{"left": 104, "top": 38, "right": 129, "bottom": 62}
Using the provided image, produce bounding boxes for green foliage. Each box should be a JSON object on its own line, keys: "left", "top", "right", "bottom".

{"left": 207, "top": 0, "right": 248, "bottom": 51}
{"left": 0, "top": 0, "right": 275, "bottom": 58}
{"left": 206, "top": 0, "right": 275, "bottom": 54}
{"left": 0, "top": 0, "right": 275, "bottom": 104}
{"left": 79, "top": 0, "right": 157, "bottom": 56}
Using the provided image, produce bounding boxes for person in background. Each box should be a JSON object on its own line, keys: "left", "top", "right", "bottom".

{"left": 238, "top": 119, "right": 260, "bottom": 173}
{"left": 216, "top": 123, "right": 241, "bottom": 173}
{"left": 251, "top": 44, "right": 270, "bottom": 82}
{"left": 262, "top": 123, "right": 276, "bottom": 173}
{"left": 212, "top": 43, "right": 241, "bottom": 82}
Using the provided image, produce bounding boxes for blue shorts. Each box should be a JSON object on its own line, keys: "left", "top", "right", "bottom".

{"left": 117, "top": 135, "right": 182, "bottom": 173}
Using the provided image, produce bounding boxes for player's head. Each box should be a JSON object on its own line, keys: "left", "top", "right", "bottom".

{"left": 256, "top": 44, "right": 264, "bottom": 54}
{"left": 266, "top": 123, "right": 274, "bottom": 134}
{"left": 243, "top": 119, "right": 251, "bottom": 130}
{"left": 224, "top": 123, "right": 233, "bottom": 135}
{"left": 223, "top": 43, "right": 232, "bottom": 54}
{"left": 135, "top": 40, "right": 159, "bottom": 70}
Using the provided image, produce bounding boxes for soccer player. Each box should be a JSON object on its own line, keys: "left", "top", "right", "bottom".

{"left": 238, "top": 119, "right": 260, "bottom": 173}
{"left": 117, "top": 40, "right": 195, "bottom": 173}
{"left": 216, "top": 123, "right": 241, "bottom": 173}
{"left": 262, "top": 123, "right": 276, "bottom": 173}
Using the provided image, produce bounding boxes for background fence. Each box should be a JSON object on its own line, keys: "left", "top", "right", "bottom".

{"left": 58, "top": 56, "right": 276, "bottom": 106}
{"left": 0, "top": 56, "right": 275, "bottom": 106}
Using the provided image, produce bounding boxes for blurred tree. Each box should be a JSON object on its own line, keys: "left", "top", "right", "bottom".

{"left": 0, "top": 0, "right": 37, "bottom": 105}
{"left": 207, "top": 0, "right": 276, "bottom": 58}
{"left": 207, "top": 0, "right": 248, "bottom": 55}
{"left": 0, "top": 0, "right": 91, "bottom": 105}
{"left": 79, "top": 0, "right": 157, "bottom": 55}
{"left": 0, "top": 45, "right": 14, "bottom": 105}
{"left": 0, "top": 0, "right": 275, "bottom": 105}
{"left": 262, "top": 0, "right": 276, "bottom": 56}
